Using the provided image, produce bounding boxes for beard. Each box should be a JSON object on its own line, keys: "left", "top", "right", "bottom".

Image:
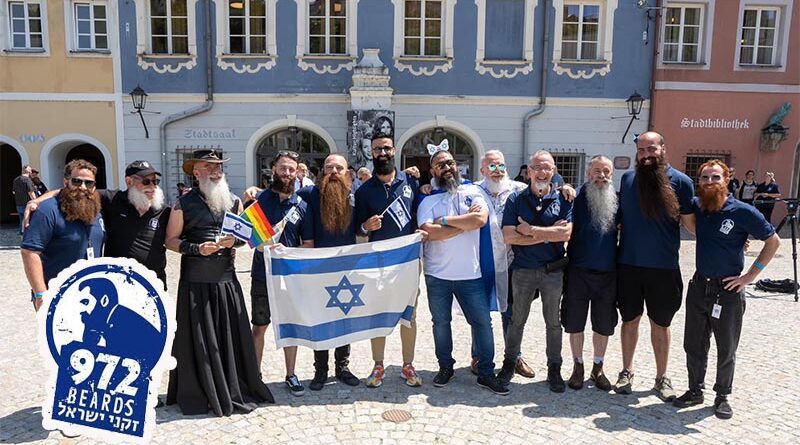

{"left": 585, "top": 180, "right": 618, "bottom": 233}
{"left": 271, "top": 175, "right": 295, "bottom": 195}
{"left": 697, "top": 183, "right": 728, "bottom": 213}
{"left": 198, "top": 175, "right": 234, "bottom": 217}
{"left": 128, "top": 186, "right": 165, "bottom": 213}
{"left": 432, "top": 168, "right": 461, "bottom": 194}
{"left": 319, "top": 173, "right": 353, "bottom": 235}
{"left": 373, "top": 155, "right": 394, "bottom": 176}
{"left": 60, "top": 187, "right": 102, "bottom": 225}
{"left": 482, "top": 175, "right": 510, "bottom": 195}
{"left": 635, "top": 154, "right": 679, "bottom": 220}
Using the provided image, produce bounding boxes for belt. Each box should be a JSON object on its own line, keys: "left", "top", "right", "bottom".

{"left": 693, "top": 273, "right": 725, "bottom": 286}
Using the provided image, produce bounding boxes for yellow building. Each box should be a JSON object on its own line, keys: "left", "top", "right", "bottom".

{"left": 0, "top": 0, "right": 122, "bottom": 223}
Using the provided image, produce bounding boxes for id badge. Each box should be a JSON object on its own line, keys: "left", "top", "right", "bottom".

{"left": 712, "top": 303, "right": 722, "bottom": 319}
{"left": 86, "top": 247, "right": 94, "bottom": 259}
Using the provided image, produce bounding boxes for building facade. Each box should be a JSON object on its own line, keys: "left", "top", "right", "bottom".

{"left": 0, "top": 0, "right": 124, "bottom": 223}
{"left": 651, "top": 0, "right": 800, "bottom": 224}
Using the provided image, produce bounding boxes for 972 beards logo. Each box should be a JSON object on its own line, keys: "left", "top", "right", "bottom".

{"left": 38, "top": 258, "right": 175, "bottom": 443}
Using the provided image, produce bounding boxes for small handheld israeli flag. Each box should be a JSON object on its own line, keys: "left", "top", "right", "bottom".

{"left": 221, "top": 212, "right": 254, "bottom": 243}
{"left": 382, "top": 195, "right": 411, "bottom": 230}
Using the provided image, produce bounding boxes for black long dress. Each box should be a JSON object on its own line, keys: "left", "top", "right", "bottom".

{"left": 166, "top": 189, "right": 273, "bottom": 416}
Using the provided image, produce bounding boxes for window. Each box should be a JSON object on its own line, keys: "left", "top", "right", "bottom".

{"left": 8, "top": 0, "right": 43, "bottom": 49}
{"left": 739, "top": 7, "right": 779, "bottom": 66}
{"left": 684, "top": 153, "right": 730, "bottom": 184}
{"left": 228, "top": 0, "right": 266, "bottom": 54}
{"left": 256, "top": 128, "right": 330, "bottom": 187}
{"left": 404, "top": 0, "right": 442, "bottom": 56}
{"left": 663, "top": 6, "right": 702, "bottom": 63}
{"left": 402, "top": 129, "right": 474, "bottom": 183}
{"left": 551, "top": 153, "right": 585, "bottom": 186}
{"left": 73, "top": 2, "right": 107, "bottom": 50}
{"left": 308, "top": 0, "right": 346, "bottom": 55}
{"left": 561, "top": 3, "right": 599, "bottom": 60}
{"left": 474, "top": 0, "right": 535, "bottom": 78}
{"left": 150, "top": 0, "right": 188, "bottom": 54}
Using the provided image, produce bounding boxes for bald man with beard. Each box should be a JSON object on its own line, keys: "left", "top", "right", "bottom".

{"left": 615, "top": 131, "right": 695, "bottom": 401}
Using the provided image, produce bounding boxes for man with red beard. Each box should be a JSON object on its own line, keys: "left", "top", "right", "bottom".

{"left": 298, "top": 154, "right": 362, "bottom": 391}
{"left": 615, "top": 131, "right": 695, "bottom": 401}
{"left": 21, "top": 159, "right": 106, "bottom": 311}
{"left": 673, "top": 160, "right": 779, "bottom": 419}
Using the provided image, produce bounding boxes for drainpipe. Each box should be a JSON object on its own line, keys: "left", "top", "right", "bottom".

{"left": 522, "top": 0, "right": 550, "bottom": 168}
{"left": 159, "top": 0, "right": 214, "bottom": 200}
{"left": 647, "top": 0, "right": 662, "bottom": 130}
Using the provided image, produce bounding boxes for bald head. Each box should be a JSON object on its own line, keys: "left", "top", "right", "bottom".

{"left": 323, "top": 154, "right": 348, "bottom": 177}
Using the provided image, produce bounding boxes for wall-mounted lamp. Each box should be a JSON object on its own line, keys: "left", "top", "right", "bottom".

{"left": 613, "top": 91, "right": 644, "bottom": 144}
{"left": 130, "top": 85, "right": 150, "bottom": 139}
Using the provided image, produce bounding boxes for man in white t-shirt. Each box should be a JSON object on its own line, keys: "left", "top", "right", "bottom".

{"left": 417, "top": 148, "right": 509, "bottom": 395}
{"left": 294, "top": 162, "right": 314, "bottom": 191}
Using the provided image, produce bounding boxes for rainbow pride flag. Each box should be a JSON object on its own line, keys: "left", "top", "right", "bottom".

{"left": 241, "top": 202, "right": 276, "bottom": 247}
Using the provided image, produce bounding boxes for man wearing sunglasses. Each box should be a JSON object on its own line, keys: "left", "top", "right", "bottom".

{"left": 21, "top": 159, "right": 106, "bottom": 312}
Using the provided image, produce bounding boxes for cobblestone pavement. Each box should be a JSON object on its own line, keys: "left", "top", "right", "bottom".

{"left": 1, "top": 227, "right": 799, "bottom": 444}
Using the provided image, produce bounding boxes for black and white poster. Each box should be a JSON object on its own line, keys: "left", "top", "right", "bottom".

{"left": 347, "top": 110, "right": 395, "bottom": 171}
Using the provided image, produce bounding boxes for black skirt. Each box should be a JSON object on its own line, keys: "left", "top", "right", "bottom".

{"left": 166, "top": 261, "right": 274, "bottom": 416}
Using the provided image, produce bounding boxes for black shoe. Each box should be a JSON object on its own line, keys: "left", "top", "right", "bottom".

{"left": 309, "top": 369, "right": 327, "bottom": 391}
{"left": 496, "top": 358, "right": 516, "bottom": 384}
{"left": 477, "top": 375, "right": 510, "bottom": 396}
{"left": 335, "top": 366, "right": 361, "bottom": 386}
{"left": 285, "top": 374, "right": 306, "bottom": 396}
{"left": 673, "top": 389, "right": 704, "bottom": 408}
{"left": 547, "top": 364, "right": 566, "bottom": 393}
{"left": 714, "top": 395, "right": 733, "bottom": 419}
{"left": 433, "top": 368, "right": 455, "bottom": 387}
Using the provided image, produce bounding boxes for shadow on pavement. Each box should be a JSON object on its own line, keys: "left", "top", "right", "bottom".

{"left": 0, "top": 406, "right": 50, "bottom": 443}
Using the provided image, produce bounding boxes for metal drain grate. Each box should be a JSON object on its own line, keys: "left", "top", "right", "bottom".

{"left": 381, "top": 409, "right": 412, "bottom": 423}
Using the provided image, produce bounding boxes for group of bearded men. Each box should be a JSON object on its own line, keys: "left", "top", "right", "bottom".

{"left": 20, "top": 130, "right": 780, "bottom": 420}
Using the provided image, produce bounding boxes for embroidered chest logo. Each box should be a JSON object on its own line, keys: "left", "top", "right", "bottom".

{"left": 403, "top": 185, "right": 412, "bottom": 199}
{"left": 550, "top": 201, "right": 560, "bottom": 216}
{"left": 465, "top": 196, "right": 473, "bottom": 207}
{"left": 287, "top": 207, "right": 300, "bottom": 225}
{"left": 719, "top": 219, "right": 734, "bottom": 235}
{"left": 148, "top": 218, "right": 159, "bottom": 230}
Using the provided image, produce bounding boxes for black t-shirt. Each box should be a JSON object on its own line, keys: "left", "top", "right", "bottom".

{"left": 12, "top": 175, "right": 35, "bottom": 206}
{"left": 100, "top": 190, "right": 171, "bottom": 282}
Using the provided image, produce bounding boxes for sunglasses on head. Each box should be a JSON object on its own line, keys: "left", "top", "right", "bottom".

{"left": 135, "top": 176, "right": 161, "bottom": 186}
{"left": 276, "top": 150, "right": 300, "bottom": 160}
{"left": 69, "top": 178, "right": 96, "bottom": 188}
{"left": 434, "top": 159, "right": 456, "bottom": 170}
{"left": 487, "top": 163, "right": 506, "bottom": 172}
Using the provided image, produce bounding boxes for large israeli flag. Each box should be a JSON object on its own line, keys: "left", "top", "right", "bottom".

{"left": 264, "top": 233, "right": 422, "bottom": 349}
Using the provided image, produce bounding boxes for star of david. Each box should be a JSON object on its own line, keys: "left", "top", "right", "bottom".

{"left": 234, "top": 222, "right": 242, "bottom": 231}
{"left": 325, "top": 276, "right": 365, "bottom": 315}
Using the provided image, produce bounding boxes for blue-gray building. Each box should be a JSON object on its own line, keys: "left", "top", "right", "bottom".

{"left": 119, "top": 0, "right": 653, "bottom": 196}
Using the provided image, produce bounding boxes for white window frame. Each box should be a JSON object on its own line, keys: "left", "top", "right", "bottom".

{"left": 214, "top": 0, "right": 277, "bottom": 73}
{"left": 294, "top": 0, "right": 358, "bottom": 74}
{"left": 738, "top": 6, "right": 779, "bottom": 66}
{"left": 402, "top": 0, "right": 442, "bottom": 57}
{"left": 560, "top": 3, "right": 600, "bottom": 60}
{"left": 392, "top": 0, "right": 456, "bottom": 76}
{"left": 68, "top": 0, "right": 109, "bottom": 52}
{"left": 134, "top": 0, "right": 198, "bottom": 73}
{"left": 149, "top": 0, "right": 188, "bottom": 54}
{"left": 734, "top": 0, "right": 792, "bottom": 72}
{"left": 474, "top": 0, "right": 535, "bottom": 78}
{"left": 658, "top": 0, "right": 714, "bottom": 70}
{"left": 551, "top": 0, "right": 617, "bottom": 79}
{"left": 307, "top": 0, "right": 348, "bottom": 55}
{"left": 229, "top": 0, "right": 267, "bottom": 54}
{"left": 2, "top": 0, "right": 48, "bottom": 54}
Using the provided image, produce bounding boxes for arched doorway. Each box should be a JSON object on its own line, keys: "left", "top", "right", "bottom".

{"left": 65, "top": 144, "right": 107, "bottom": 189}
{"left": 1, "top": 144, "right": 22, "bottom": 224}
{"left": 255, "top": 127, "right": 330, "bottom": 187}
{"left": 401, "top": 129, "right": 475, "bottom": 185}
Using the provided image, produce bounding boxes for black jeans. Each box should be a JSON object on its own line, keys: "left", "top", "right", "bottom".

{"left": 314, "top": 345, "right": 350, "bottom": 372}
{"left": 684, "top": 274, "right": 746, "bottom": 395}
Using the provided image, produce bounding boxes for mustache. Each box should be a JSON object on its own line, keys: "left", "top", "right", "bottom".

{"left": 60, "top": 187, "right": 102, "bottom": 224}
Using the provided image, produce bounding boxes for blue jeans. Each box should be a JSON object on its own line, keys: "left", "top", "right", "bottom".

{"left": 16, "top": 206, "right": 25, "bottom": 234}
{"left": 425, "top": 275, "right": 495, "bottom": 377}
{"left": 471, "top": 271, "right": 515, "bottom": 361}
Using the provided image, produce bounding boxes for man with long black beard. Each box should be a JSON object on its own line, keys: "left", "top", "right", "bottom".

{"left": 356, "top": 132, "right": 423, "bottom": 388}
{"left": 298, "top": 154, "right": 362, "bottom": 391}
{"left": 563, "top": 156, "right": 618, "bottom": 391}
{"left": 673, "top": 160, "right": 779, "bottom": 419}
{"left": 165, "top": 149, "right": 273, "bottom": 416}
{"left": 22, "top": 159, "right": 106, "bottom": 312}
{"left": 615, "top": 131, "right": 695, "bottom": 401}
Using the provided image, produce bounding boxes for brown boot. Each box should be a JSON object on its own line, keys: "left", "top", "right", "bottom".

{"left": 568, "top": 362, "right": 584, "bottom": 390}
{"left": 515, "top": 357, "right": 535, "bottom": 378}
{"left": 590, "top": 362, "right": 613, "bottom": 391}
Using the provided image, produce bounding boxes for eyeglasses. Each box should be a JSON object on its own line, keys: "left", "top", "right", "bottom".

{"left": 134, "top": 176, "right": 161, "bottom": 186}
{"left": 372, "top": 145, "right": 394, "bottom": 154}
{"left": 699, "top": 174, "right": 724, "bottom": 183}
{"left": 69, "top": 178, "right": 96, "bottom": 188}
{"left": 487, "top": 163, "right": 506, "bottom": 172}
{"left": 434, "top": 159, "right": 456, "bottom": 170}
{"left": 531, "top": 165, "right": 554, "bottom": 172}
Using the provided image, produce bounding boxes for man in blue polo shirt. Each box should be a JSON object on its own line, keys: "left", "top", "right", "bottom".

{"left": 673, "top": 160, "right": 779, "bottom": 419}
{"left": 298, "top": 154, "right": 361, "bottom": 391}
{"left": 615, "top": 131, "right": 695, "bottom": 401}
{"left": 355, "top": 131, "right": 424, "bottom": 388}
{"left": 498, "top": 150, "right": 572, "bottom": 393}
{"left": 21, "top": 159, "right": 106, "bottom": 311}
{"left": 250, "top": 150, "right": 309, "bottom": 397}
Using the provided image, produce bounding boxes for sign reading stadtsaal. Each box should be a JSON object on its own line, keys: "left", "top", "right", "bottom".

{"left": 37, "top": 258, "right": 176, "bottom": 443}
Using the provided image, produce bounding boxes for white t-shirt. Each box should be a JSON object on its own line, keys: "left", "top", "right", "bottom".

{"left": 416, "top": 184, "right": 486, "bottom": 280}
{"left": 294, "top": 176, "right": 313, "bottom": 191}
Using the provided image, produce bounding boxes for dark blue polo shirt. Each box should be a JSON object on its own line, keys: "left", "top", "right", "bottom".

{"left": 567, "top": 184, "right": 618, "bottom": 272}
{"left": 298, "top": 185, "right": 356, "bottom": 248}
{"left": 755, "top": 182, "right": 780, "bottom": 206}
{"left": 502, "top": 187, "right": 573, "bottom": 270}
{"left": 251, "top": 189, "right": 308, "bottom": 282}
{"left": 617, "top": 165, "right": 694, "bottom": 270}
{"left": 354, "top": 170, "right": 419, "bottom": 242}
{"left": 694, "top": 195, "right": 775, "bottom": 278}
{"left": 21, "top": 193, "right": 106, "bottom": 284}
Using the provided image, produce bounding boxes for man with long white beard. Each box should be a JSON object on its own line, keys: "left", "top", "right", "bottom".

{"left": 298, "top": 154, "right": 362, "bottom": 391}
{"left": 165, "top": 149, "right": 273, "bottom": 416}
{"left": 615, "top": 131, "right": 695, "bottom": 401}
{"left": 563, "top": 156, "right": 618, "bottom": 391}
{"left": 673, "top": 160, "right": 779, "bottom": 419}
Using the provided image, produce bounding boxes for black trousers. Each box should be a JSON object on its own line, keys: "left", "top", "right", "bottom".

{"left": 684, "top": 275, "right": 746, "bottom": 395}
{"left": 313, "top": 345, "right": 351, "bottom": 372}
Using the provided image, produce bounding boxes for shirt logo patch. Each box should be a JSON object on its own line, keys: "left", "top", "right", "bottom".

{"left": 287, "top": 208, "right": 300, "bottom": 224}
{"left": 403, "top": 185, "right": 412, "bottom": 199}
{"left": 550, "top": 201, "right": 560, "bottom": 216}
{"left": 719, "top": 219, "right": 734, "bottom": 235}
{"left": 465, "top": 196, "right": 473, "bottom": 207}
{"left": 148, "top": 217, "right": 159, "bottom": 230}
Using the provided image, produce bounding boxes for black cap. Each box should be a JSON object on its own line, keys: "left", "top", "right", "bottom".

{"left": 125, "top": 160, "right": 161, "bottom": 177}
{"left": 182, "top": 149, "right": 230, "bottom": 175}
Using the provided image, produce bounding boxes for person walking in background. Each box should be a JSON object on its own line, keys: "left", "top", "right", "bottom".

{"left": 738, "top": 170, "right": 757, "bottom": 206}
{"left": 754, "top": 172, "right": 780, "bottom": 225}
{"left": 12, "top": 165, "right": 37, "bottom": 234}
{"left": 30, "top": 169, "right": 47, "bottom": 196}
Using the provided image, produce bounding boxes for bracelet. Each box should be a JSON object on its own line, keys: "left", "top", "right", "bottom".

{"left": 360, "top": 223, "right": 369, "bottom": 234}
{"left": 754, "top": 261, "right": 766, "bottom": 271}
{"left": 441, "top": 216, "right": 447, "bottom": 227}
{"left": 32, "top": 291, "right": 45, "bottom": 298}
{"left": 179, "top": 240, "right": 201, "bottom": 256}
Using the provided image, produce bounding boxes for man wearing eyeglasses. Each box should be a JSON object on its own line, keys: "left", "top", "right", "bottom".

{"left": 673, "top": 160, "right": 779, "bottom": 419}
{"left": 21, "top": 159, "right": 106, "bottom": 312}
